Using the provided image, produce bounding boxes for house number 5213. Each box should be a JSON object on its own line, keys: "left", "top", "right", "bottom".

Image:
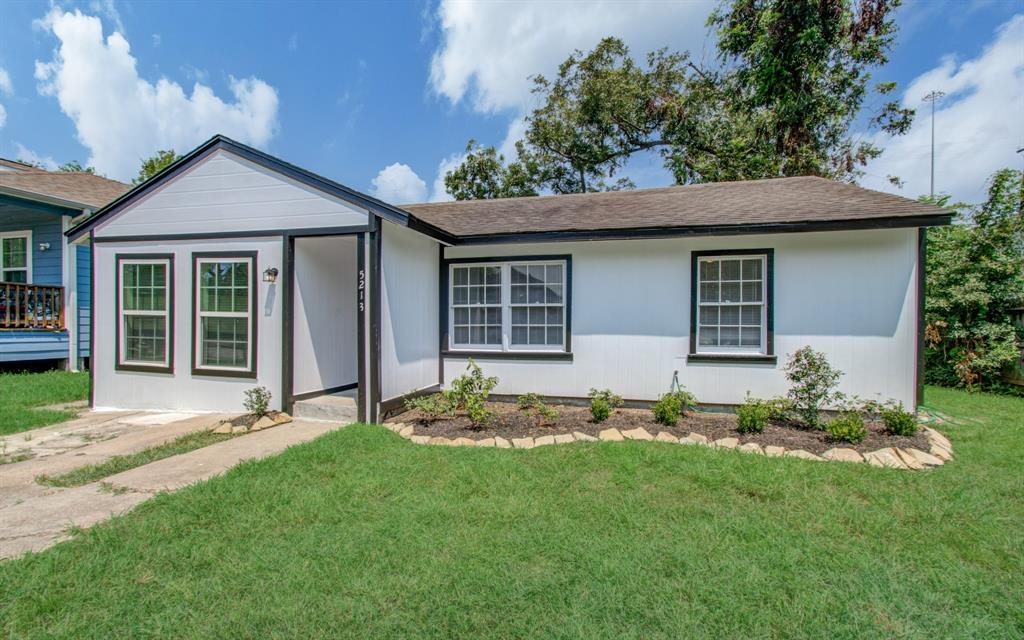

{"left": 358, "top": 269, "right": 365, "bottom": 312}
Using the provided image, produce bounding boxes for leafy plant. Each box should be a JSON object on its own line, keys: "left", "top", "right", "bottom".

{"left": 405, "top": 393, "right": 453, "bottom": 422}
{"left": 243, "top": 386, "right": 272, "bottom": 417}
{"left": 826, "top": 412, "right": 867, "bottom": 444}
{"left": 784, "top": 347, "right": 843, "bottom": 428}
{"left": 588, "top": 388, "right": 623, "bottom": 423}
{"left": 517, "top": 393, "right": 559, "bottom": 427}
{"left": 652, "top": 388, "right": 697, "bottom": 426}
{"left": 736, "top": 396, "right": 774, "bottom": 434}
{"left": 448, "top": 359, "right": 499, "bottom": 429}
{"left": 881, "top": 404, "right": 919, "bottom": 436}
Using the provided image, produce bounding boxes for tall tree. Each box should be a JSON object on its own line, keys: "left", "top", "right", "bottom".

{"left": 134, "top": 149, "right": 180, "bottom": 185}
{"left": 443, "top": 140, "right": 541, "bottom": 200}
{"left": 57, "top": 160, "right": 97, "bottom": 174}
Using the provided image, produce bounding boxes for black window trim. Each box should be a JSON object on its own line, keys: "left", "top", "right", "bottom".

{"left": 114, "top": 253, "right": 175, "bottom": 374}
{"left": 440, "top": 254, "right": 573, "bottom": 361}
{"left": 689, "top": 248, "right": 776, "bottom": 365}
{"left": 191, "top": 250, "right": 259, "bottom": 379}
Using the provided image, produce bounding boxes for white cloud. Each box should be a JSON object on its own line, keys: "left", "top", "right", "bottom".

{"left": 151, "top": 33, "right": 161, "bottom": 47}
{"left": 429, "top": 0, "right": 714, "bottom": 114}
{"left": 430, "top": 152, "right": 465, "bottom": 202}
{"left": 33, "top": 9, "right": 279, "bottom": 181}
{"left": 0, "top": 67, "right": 11, "bottom": 130}
{"left": 861, "top": 14, "right": 1024, "bottom": 204}
{"left": 13, "top": 143, "right": 58, "bottom": 170}
{"left": 371, "top": 162, "right": 427, "bottom": 204}
{"left": 88, "top": 0, "right": 124, "bottom": 35}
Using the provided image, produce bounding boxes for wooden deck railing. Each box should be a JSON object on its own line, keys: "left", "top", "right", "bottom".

{"left": 0, "top": 282, "right": 65, "bottom": 330}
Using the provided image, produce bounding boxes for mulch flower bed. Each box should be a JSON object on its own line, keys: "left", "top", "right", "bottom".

{"left": 394, "top": 401, "right": 931, "bottom": 456}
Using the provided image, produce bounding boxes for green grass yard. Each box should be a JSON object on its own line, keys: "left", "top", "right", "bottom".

{"left": 1, "top": 386, "right": 1022, "bottom": 638}
{"left": 0, "top": 370, "right": 89, "bottom": 436}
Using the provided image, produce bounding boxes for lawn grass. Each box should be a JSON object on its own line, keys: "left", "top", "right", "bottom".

{"left": 35, "top": 430, "right": 237, "bottom": 488}
{"left": 1, "top": 386, "right": 1022, "bottom": 639}
{"left": 0, "top": 370, "right": 89, "bottom": 436}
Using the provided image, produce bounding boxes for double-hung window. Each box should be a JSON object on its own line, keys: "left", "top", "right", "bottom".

{"left": 448, "top": 258, "right": 569, "bottom": 354}
{"left": 193, "top": 254, "right": 256, "bottom": 376}
{"left": 693, "top": 251, "right": 771, "bottom": 355}
{"left": 0, "top": 231, "right": 31, "bottom": 283}
{"left": 117, "top": 255, "right": 173, "bottom": 371}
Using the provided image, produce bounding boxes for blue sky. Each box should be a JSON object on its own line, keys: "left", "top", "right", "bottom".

{"left": 0, "top": 0, "right": 1021, "bottom": 205}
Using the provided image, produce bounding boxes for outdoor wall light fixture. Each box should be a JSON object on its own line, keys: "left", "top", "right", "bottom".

{"left": 262, "top": 267, "right": 279, "bottom": 283}
{"left": 38, "top": 242, "right": 51, "bottom": 251}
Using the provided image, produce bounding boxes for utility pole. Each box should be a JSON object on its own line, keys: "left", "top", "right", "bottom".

{"left": 923, "top": 90, "right": 945, "bottom": 198}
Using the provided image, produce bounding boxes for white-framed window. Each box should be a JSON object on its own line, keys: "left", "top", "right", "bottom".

{"left": 696, "top": 253, "right": 768, "bottom": 354}
{"left": 194, "top": 255, "right": 255, "bottom": 374}
{"left": 0, "top": 230, "right": 31, "bottom": 283}
{"left": 449, "top": 259, "right": 568, "bottom": 352}
{"left": 118, "top": 256, "right": 172, "bottom": 369}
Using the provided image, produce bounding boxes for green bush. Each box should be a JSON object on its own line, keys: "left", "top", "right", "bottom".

{"left": 736, "top": 396, "right": 774, "bottom": 434}
{"left": 881, "top": 404, "right": 919, "bottom": 436}
{"left": 243, "top": 386, "right": 272, "bottom": 417}
{"left": 652, "top": 393, "right": 682, "bottom": 426}
{"left": 588, "top": 388, "right": 623, "bottom": 423}
{"left": 784, "top": 346, "right": 844, "bottom": 428}
{"left": 517, "top": 392, "right": 544, "bottom": 411}
{"left": 517, "top": 392, "right": 558, "bottom": 426}
{"left": 405, "top": 393, "right": 453, "bottom": 422}
{"left": 447, "top": 359, "right": 499, "bottom": 429}
{"left": 826, "top": 412, "right": 867, "bottom": 444}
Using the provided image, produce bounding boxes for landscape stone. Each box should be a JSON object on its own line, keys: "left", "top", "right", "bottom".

{"left": 399, "top": 425, "right": 415, "bottom": 438}
{"left": 554, "top": 433, "right": 575, "bottom": 444}
{"left": 687, "top": 432, "right": 709, "bottom": 444}
{"left": 494, "top": 436, "right": 512, "bottom": 449}
{"left": 573, "top": 431, "right": 598, "bottom": 442}
{"left": 764, "top": 445, "right": 785, "bottom": 457}
{"left": 475, "top": 438, "right": 496, "bottom": 447}
{"left": 251, "top": 415, "right": 276, "bottom": 431}
{"left": 925, "top": 427, "right": 952, "bottom": 450}
{"left": 411, "top": 435, "right": 430, "bottom": 445}
{"left": 655, "top": 432, "right": 678, "bottom": 443}
{"left": 231, "top": 425, "right": 248, "bottom": 434}
{"left": 785, "top": 449, "right": 824, "bottom": 461}
{"left": 622, "top": 427, "right": 654, "bottom": 441}
{"left": 929, "top": 445, "right": 952, "bottom": 461}
{"left": 904, "top": 448, "right": 943, "bottom": 466}
{"left": 893, "top": 448, "right": 925, "bottom": 470}
{"left": 534, "top": 435, "right": 556, "bottom": 447}
{"left": 738, "top": 442, "right": 763, "bottom": 454}
{"left": 512, "top": 437, "right": 535, "bottom": 449}
{"left": 599, "top": 428, "right": 624, "bottom": 442}
{"left": 383, "top": 422, "right": 401, "bottom": 433}
{"left": 863, "top": 448, "right": 907, "bottom": 469}
{"left": 822, "top": 448, "right": 864, "bottom": 463}
{"left": 272, "top": 412, "right": 293, "bottom": 425}
{"left": 212, "top": 422, "right": 233, "bottom": 434}
{"left": 452, "top": 437, "right": 476, "bottom": 447}
{"left": 712, "top": 437, "right": 738, "bottom": 449}
{"left": 428, "top": 437, "right": 453, "bottom": 446}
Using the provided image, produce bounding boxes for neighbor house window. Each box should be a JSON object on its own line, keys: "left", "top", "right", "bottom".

{"left": 193, "top": 254, "right": 256, "bottom": 376}
{"left": 117, "top": 255, "right": 173, "bottom": 371}
{"left": 694, "top": 252, "right": 770, "bottom": 354}
{"left": 448, "top": 257, "right": 570, "bottom": 354}
{"left": 0, "top": 231, "right": 31, "bottom": 283}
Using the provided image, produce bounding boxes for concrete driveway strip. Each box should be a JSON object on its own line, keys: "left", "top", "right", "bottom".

{"left": 0, "top": 418, "right": 346, "bottom": 560}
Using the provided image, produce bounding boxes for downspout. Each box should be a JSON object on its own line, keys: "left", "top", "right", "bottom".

{"left": 62, "top": 213, "right": 79, "bottom": 371}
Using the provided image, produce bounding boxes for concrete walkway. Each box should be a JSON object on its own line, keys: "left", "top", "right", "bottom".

{"left": 0, "top": 414, "right": 347, "bottom": 560}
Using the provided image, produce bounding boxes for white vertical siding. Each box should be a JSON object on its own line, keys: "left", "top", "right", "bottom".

{"left": 93, "top": 149, "right": 368, "bottom": 238}
{"left": 93, "top": 238, "right": 283, "bottom": 412}
{"left": 442, "top": 229, "right": 919, "bottom": 408}
{"left": 292, "top": 236, "right": 358, "bottom": 396}
{"left": 380, "top": 221, "right": 440, "bottom": 402}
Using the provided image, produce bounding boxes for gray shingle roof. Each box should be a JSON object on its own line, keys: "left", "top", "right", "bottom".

{"left": 0, "top": 171, "right": 130, "bottom": 209}
{"left": 403, "top": 176, "right": 949, "bottom": 238}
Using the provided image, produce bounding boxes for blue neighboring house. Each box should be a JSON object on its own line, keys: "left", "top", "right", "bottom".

{"left": 0, "top": 158, "right": 129, "bottom": 368}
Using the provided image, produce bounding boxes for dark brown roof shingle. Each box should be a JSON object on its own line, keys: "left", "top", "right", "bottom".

{"left": 403, "top": 176, "right": 948, "bottom": 238}
{"left": 0, "top": 171, "right": 130, "bottom": 209}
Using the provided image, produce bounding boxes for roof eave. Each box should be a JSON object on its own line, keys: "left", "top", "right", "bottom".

{"left": 0, "top": 185, "right": 92, "bottom": 213}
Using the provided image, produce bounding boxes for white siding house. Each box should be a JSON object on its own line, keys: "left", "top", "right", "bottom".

{"left": 67, "top": 135, "right": 950, "bottom": 420}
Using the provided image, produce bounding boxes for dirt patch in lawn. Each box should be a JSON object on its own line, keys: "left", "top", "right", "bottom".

{"left": 394, "top": 401, "right": 931, "bottom": 455}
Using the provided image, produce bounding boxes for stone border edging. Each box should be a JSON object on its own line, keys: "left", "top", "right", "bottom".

{"left": 382, "top": 423, "right": 953, "bottom": 471}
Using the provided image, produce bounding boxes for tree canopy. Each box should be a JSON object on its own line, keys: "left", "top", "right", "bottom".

{"left": 444, "top": 0, "right": 913, "bottom": 199}
{"left": 133, "top": 149, "right": 180, "bottom": 185}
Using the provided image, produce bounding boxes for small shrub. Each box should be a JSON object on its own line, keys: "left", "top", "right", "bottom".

{"left": 590, "top": 397, "right": 611, "bottom": 423}
{"left": 653, "top": 393, "right": 683, "bottom": 426}
{"left": 736, "top": 396, "right": 774, "bottom": 434}
{"left": 588, "top": 388, "right": 623, "bottom": 423}
{"left": 405, "top": 393, "right": 452, "bottom": 422}
{"left": 465, "top": 396, "right": 493, "bottom": 428}
{"left": 536, "top": 403, "right": 559, "bottom": 427}
{"left": 517, "top": 393, "right": 558, "bottom": 426}
{"left": 448, "top": 359, "right": 499, "bottom": 411}
{"left": 826, "top": 412, "right": 867, "bottom": 444}
{"left": 243, "top": 386, "right": 271, "bottom": 417}
{"left": 784, "top": 347, "right": 844, "bottom": 428}
{"left": 517, "top": 392, "right": 544, "bottom": 411}
{"left": 882, "top": 404, "right": 919, "bottom": 436}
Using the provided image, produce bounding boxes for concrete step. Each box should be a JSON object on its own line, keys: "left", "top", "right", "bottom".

{"left": 292, "top": 391, "right": 358, "bottom": 423}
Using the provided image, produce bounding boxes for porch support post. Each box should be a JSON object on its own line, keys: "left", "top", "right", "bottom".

{"left": 367, "top": 215, "right": 382, "bottom": 423}
{"left": 63, "top": 215, "right": 79, "bottom": 371}
{"left": 916, "top": 227, "right": 927, "bottom": 408}
{"left": 281, "top": 233, "right": 295, "bottom": 414}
